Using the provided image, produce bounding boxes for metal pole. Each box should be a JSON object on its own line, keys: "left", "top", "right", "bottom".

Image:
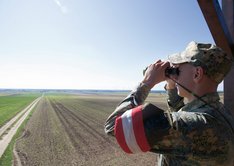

{"left": 198, "top": 0, "right": 234, "bottom": 113}
{"left": 222, "top": 0, "right": 234, "bottom": 113}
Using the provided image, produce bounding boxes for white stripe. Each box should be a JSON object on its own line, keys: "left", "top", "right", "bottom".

{"left": 121, "top": 110, "right": 142, "bottom": 153}
{"left": 133, "top": 97, "right": 138, "bottom": 106}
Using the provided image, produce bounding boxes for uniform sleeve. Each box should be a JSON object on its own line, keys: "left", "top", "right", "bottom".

{"left": 113, "top": 103, "right": 222, "bottom": 157}
{"left": 166, "top": 88, "right": 184, "bottom": 112}
{"left": 114, "top": 103, "right": 171, "bottom": 153}
{"left": 104, "top": 83, "right": 151, "bottom": 136}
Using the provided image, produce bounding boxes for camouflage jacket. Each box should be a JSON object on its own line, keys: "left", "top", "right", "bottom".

{"left": 104, "top": 83, "right": 234, "bottom": 166}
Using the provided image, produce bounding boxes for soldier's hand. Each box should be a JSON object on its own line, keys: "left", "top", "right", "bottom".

{"left": 142, "top": 60, "right": 170, "bottom": 89}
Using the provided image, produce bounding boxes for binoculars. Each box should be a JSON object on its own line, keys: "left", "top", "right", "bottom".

{"left": 165, "top": 67, "right": 180, "bottom": 77}
{"left": 143, "top": 67, "right": 180, "bottom": 77}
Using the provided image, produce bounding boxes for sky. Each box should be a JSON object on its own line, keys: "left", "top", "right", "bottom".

{"left": 0, "top": 0, "right": 224, "bottom": 90}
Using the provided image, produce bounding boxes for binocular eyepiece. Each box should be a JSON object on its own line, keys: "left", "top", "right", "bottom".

{"left": 143, "top": 67, "right": 180, "bottom": 77}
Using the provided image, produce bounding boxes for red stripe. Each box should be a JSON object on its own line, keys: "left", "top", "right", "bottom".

{"left": 132, "top": 105, "right": 150, "bottom": 152}
{"left": 114, "top": 116, "right": 132, "bottom": 153}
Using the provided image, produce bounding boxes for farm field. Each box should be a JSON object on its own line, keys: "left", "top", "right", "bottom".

{"left": 14, "top": 92, "right": 169, "bottom": 166}
{"left": 0, "top": 94, "right": 40, "bottom": 127}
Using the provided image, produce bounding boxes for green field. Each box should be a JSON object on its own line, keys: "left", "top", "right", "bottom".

{"left": 0, "top": 93, "right": 40, "bottom": 127}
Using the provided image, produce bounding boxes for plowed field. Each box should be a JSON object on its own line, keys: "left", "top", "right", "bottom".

{"left": 15, "top": 93, "right": 168, "bottom": 166}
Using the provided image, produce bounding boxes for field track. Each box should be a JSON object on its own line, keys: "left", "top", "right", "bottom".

{"left": 14, "top": 94, "right": 168, "bottom": 166}
{"left": 0, "top": 97, "right": 41, "bottom": 158}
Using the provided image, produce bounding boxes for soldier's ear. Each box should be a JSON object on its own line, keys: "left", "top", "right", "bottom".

{"left": 194, "top": 66, "right": 204, "bottom": 83}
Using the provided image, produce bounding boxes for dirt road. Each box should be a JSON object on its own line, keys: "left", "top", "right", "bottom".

{"left": 0, "top": 97, "right": 41, "bottom": 158}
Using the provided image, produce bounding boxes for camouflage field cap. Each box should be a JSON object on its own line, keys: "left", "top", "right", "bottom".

{"left": 168, "top": 41, "right": 233, "bottom": 83}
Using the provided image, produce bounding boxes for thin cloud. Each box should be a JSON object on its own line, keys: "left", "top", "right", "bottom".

{"left": 53, "top": 0, "right": 68, "bottom": 14}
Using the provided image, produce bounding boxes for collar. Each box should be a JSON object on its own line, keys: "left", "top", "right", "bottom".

{"left": 180, "top": 92, "right": 220, "bottom": 112}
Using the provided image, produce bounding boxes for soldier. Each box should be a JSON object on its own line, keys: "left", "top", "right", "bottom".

{"left": 104, "top": 41, "right": 234, "bottom": 165}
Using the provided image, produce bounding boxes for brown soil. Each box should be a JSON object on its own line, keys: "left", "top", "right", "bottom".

{"left": 14, "top": 94, "right": 167, "bottom": 166}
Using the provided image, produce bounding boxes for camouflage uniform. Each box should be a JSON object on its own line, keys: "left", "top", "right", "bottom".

{"left": 104, "top": 42, "right": 234, "bottom": 165}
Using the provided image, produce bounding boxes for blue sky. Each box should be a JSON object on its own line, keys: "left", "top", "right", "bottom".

{"left": 0, "top": 0, "right": 223, "bottom": 90}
